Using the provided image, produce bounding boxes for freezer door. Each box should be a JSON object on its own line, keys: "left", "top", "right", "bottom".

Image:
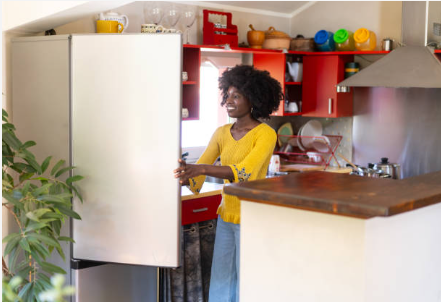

{"left": 71, "top": 34, "right": 182, "bottom": 267}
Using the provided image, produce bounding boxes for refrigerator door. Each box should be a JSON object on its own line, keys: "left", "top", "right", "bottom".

{"left": 71, "top": 34, "right": 182, "bottom": 267}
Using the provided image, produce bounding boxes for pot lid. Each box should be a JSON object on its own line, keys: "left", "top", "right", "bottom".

{"left": 265, "top": 27, "right": 290, "bottom": 39}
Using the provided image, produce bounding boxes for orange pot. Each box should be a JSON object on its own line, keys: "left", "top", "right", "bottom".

{"left": 247, "top": 24, "right": 265, "bottom": 49}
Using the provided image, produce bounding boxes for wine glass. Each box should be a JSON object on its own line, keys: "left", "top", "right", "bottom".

{"left": 144, "top": 2, "right": 164, "bottom": 25}
{"left": 164, "top": 4, "right": 181, "bottom": 29}
{"left": 183, "top": 8, "right": 197, "bottom": 44}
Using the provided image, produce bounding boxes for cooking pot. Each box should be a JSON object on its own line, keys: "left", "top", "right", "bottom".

{"left": 373, "top": 157, "right": 401, "bottom": 179}
{"left": 262, "top": 27, "right": 291, "bottom": 50}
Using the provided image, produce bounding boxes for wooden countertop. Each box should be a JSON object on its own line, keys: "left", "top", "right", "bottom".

{"left": 223, "top": 171, "right": 441, "bottom": 218}
{"left": 181, "top": 182, "right": 223, "bottom": 201}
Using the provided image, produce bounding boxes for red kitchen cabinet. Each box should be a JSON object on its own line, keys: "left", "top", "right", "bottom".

{"left": 253, "top": 52, "right": 286, "bottom": 116}
{"left": 183, "top": 45, "right": 201, "bottom": 120}
{"left": 182, "top": 194, "right": 222, "bottom": 225}
{"left": 302, "top": 55, "right": 353, "bottom": 117}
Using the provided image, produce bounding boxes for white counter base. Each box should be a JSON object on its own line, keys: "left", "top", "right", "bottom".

{"left": 240, "top": 201, "right": 441, "bottom": 302}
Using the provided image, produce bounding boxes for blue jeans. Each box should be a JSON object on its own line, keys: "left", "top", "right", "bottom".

{"left": 209, "top": 216, "right": 241, "bottom": 302}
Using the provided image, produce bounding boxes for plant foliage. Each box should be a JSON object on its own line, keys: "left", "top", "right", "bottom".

{"left": 2, "top": 109, "right": 83, "bottom": 301}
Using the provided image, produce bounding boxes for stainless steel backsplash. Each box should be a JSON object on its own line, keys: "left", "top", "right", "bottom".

{"left": 353, "top": 87, "right": 441, "bottom": 178}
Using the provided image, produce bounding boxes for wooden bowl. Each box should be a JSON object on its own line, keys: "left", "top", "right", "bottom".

{"left": 247, "top": 30, "right": 265, "bottom": 49}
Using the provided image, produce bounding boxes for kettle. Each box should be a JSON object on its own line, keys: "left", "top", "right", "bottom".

{"left": 373, "top": 158, "right": 401, "bottom": 179}
{"left": 99, "top": 11, "right": 129, "bottom": 33}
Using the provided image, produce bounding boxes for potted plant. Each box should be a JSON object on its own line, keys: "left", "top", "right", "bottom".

{"left": 2, "top": 109, "right": 83, "bottom": 301}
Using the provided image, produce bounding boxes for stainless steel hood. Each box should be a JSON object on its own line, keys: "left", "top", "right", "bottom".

{"left": 337, "top": 2, "right": 441, "bottom": 89}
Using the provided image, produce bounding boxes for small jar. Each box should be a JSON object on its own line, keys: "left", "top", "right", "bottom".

{"left": 354, "top": 28, "right": 377, "bottom": 51}
{"left": 333, "top": 29, "right": 355, "bottom": 51}
{"left": 314, "top": 30, "right": 335, "bottom": 51}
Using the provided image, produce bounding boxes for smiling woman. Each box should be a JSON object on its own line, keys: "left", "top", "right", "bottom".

{"left": 174, "top": 64, "right": 283, "bottom": 302}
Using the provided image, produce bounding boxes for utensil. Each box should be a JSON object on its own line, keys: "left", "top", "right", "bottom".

{"left": 287, "top": 102, "right": 298, "bottom": 112}
{"left": 183, "top": 7, "right": 197, "bottom": 44}
{"left": 337, "top": 153, "right": 358, "bottom": 171}
{"left": 373, "top": 157, "right": 401, "bottom": 179}
{"left": 247, "top": 24, "right": 265, "bottom": 49}
{"left": 96, "top": 20, "right": 124, "bottom": 33}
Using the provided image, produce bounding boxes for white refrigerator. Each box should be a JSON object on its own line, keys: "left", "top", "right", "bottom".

{"left": 12, "top": 34, "right": 183, "bottom": 301}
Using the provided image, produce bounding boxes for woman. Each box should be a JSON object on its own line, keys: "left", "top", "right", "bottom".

{"left": 174, "top": 64, "right": 283, "bottom": 302}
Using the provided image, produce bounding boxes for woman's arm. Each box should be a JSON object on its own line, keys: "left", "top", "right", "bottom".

{"left": 174, "top": 159, "right": 234, "bottom": 185}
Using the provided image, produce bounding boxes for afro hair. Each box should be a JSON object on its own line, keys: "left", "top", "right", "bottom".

{"left": 218, "top": 64, "right": 283, "bottom": 119}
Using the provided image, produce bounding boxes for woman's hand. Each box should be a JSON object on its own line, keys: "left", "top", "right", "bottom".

{"left": 174, "top": 159, "right": 201, "bottom": 185}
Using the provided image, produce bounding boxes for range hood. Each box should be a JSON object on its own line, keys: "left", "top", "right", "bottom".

{"left": 337, "top": 2, "right": 441, "bottom": 89}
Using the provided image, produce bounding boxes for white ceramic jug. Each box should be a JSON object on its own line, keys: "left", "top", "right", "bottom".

{"left": 99, "top": 11, "right": 129, "bottom": 33}
{"left": 287, "top": 61, "right": 303, "bottom": 82}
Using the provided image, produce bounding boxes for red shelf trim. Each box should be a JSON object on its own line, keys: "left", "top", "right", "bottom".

{"left": 183, "top": 81, "right": 197, "bottom": 85}
{"left": 285, "top": 82, "right": 302, "bottom": 85}
{"left": 283, "top": 112, "right": 302, "bottom": 116}
{"left": 434, "top": 50, "right": 441, "bottom": 53}
{"left": 185, "top": 45, "right": 390, "bottom": 56}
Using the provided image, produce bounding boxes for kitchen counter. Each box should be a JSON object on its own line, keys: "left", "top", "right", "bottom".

{"left": 227, "top": 171, "right": 441, "bottom": 302}
{"left": 181, "top": 182, "right": 223, "bottom": 200}
{"left": 224, "top": 170, "right": 441, "bottom": 218}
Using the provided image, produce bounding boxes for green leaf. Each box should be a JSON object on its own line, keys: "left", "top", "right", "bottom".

{"left": 41, "top": 156, "right": 52, "bottom": 173}
{"left": 4, "top": 235, "right": 21, "bottom": 256}
{"left": 2, "top": 191, "right": 24, "bottom": 209}
{"left": 2, "top": 130, "right": 22, "bottom": 150}
{"left": 25, "top": 222, "right": 48, "bottom": 233}
{"left": 55, "top": 166, "right": 75, "bottom": 178}
{"left": 32, "top": 183, "right": 52, "bottom": 197}
{"left": 18, "top": 282, "right": 33, "bottom": 299}
{"left": 19, "top": 172, "right": 34, "bottom": 183}
{"left": 22, "top": 181, "right": 31, "bottom": 195}
{"left": 58, "top": 236, "right": 75, "bottom": 243}
{"left": 30, "top": 241, "right": 50, "bottom": 259}
{"left": 21, "top": 140, "right": 36, "bottom": 150}
{"left": 66, "top": 175, "right": 84, "bottom": 185}
{"left": 50, "top": 159, "right": 65, "bottom": 176}
{"left": 2, "top": 108, "right": 9, "bottom": 119}
{"left": 37, "top": 273, "right": 52, "bottom": 290}
{"left": 56, "top": 245, "right": 66, "bottom": 261}
{"left": 19, "top": 237, "right": 31, "bottom": 253}
{"left": 39, "top": 193, "right": 72, "bottom": 204}
{"left": 41, "top": 212, "right": 64, "bottom": 220}
{"left": 40, "top": 261, "right": 66, "bottom": 274}
{"left": 69, "top": 185, "right": 83, "bottom": 203}
{"left": 24, "top": 155, "right": 42, "bottom": 174}
{"left": 56, "top": 206, "right": 81, "bottom": 220}
{"left": 2, "top": 232, "right": 20, "bottom": 243}
{"left": 26, "top": 208, "right": 52, "bottom": 222}
{"left": 27, "top": 233, "right": 60, "bottom": 248}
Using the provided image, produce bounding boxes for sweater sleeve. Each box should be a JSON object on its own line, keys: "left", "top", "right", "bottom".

{"left": 187, "top": 127, "right": 223, "bottom": 194}
{"left": 228, "top": 127, "right": 276, "bottom": 183}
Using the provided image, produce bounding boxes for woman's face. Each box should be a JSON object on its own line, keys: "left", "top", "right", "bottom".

{"left": 224, "top": 86, "right": 252, "bottom": 119}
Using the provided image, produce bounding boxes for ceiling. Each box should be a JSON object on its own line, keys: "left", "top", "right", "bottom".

{"left": 197, "top": 1, "right": 311, "bottom": 16}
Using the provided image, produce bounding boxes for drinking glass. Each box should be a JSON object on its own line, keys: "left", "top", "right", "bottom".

{"left": 183, "top": 8, "right": 197, "bottom": 44}
{"left": 165, "top": 5, "right": 181, "bottom": 29}
{"left": 144, "top": 2, "right": 164, "bottom": 25}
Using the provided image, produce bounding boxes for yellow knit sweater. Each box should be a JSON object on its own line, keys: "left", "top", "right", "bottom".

{"left": 188, "top": 123, "right": 277, "bottom": 224}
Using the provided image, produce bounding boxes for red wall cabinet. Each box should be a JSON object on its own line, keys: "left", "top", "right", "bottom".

{"left": 183, "top": 45, "right": 201, "bottom": 120}
{"left": 253, "top": 52, "right": 286, "bottom": 116}
{"left": 302, "top": 55, "right": 353, "bottom": 117}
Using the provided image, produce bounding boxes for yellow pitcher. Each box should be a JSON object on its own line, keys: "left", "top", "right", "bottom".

{"left": 96, "top": 20, "right": 124, "bottom": 33}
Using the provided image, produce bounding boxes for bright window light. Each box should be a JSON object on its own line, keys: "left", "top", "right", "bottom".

{"left": 181, "top": 62, "right": 228, "bottom": 148}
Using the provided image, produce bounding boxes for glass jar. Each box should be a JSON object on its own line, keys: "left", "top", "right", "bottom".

{"left": 334, "top": 29, "right": 355, "bottom": 51}
{"left": 354, "top": 28, "right": 377, "bottom": 51}
{"left": 314, "top": 30, "right": 335, "bottom": 51}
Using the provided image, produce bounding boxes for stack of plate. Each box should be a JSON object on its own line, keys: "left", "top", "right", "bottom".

{"left": 297, "top": 120, "right": 331, "bottom": 152}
